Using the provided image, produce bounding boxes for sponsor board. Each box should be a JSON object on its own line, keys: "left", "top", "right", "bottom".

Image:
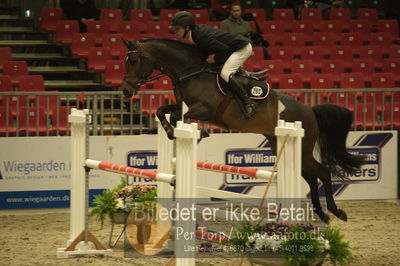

{"left": 0, "top": 131, "right": 397, "bottom": 209}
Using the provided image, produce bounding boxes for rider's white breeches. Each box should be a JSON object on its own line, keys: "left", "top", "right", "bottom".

{"left": 221, "top": 43, "right": 252, "bottom": 82}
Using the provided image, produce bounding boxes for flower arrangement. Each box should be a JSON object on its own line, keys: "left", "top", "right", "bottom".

{"left": 228, "top": 221, "right": 354, "bottom": 266}
{"left": 89, "top": 178, "right": 157, "bottom": 227}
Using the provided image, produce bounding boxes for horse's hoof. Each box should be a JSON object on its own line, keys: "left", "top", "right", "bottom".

{"left": 322, "top": 214, "right": 330, "bottom": 224}
{"left": 167, "top": 129, "right": 175, "bottom": 140}
{"left": 336, "top": 209, "right": 348, "bottom": 221}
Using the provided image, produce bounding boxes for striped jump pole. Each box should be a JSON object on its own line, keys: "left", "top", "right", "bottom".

{"left": 197, "top": 161, "right": 274, "bottom": 180}
{"left": 85, "top": 159, "right": 175, "bottom": 184}
{"left": 170, "top": 159, "right": 276, "bottom": 180}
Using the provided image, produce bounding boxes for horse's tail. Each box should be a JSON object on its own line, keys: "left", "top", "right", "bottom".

{"left": 312, "top": 104, "right": 366, "bottom": 178}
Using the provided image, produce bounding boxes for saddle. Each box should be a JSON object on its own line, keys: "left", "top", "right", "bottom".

{"left": 209, "top": 65, "right": 270, "bottom": 100}
{"left": 237, "top": 67, "right": 269, "bottom": 82}
{"left": 216, "top": 74, "right": 270, "bottom": 100}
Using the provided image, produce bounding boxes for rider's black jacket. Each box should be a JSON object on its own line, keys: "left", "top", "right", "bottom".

{"left": 190, "top": 24, "right": 250, "bottom": 64}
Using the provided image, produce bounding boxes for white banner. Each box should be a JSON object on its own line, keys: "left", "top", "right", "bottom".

{"left": 0, "top": 131, "right": 397, "bottom": 209}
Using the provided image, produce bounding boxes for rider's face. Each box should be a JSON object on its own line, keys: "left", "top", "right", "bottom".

{"left": 174, "top": 26, "right": 186, "bottom": 39}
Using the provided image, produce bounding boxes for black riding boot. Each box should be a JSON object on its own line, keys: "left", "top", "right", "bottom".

{"left": 228, "top": 74, "right": 256, "bottom": 119}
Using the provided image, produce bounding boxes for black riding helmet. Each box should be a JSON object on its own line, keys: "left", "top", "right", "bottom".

{"left": 170, "top": 11, "right": 195, "bottom": 28}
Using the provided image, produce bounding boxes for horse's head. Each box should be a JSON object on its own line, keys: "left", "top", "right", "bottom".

{"left": 120, "top": 39, "right": 156, "bottom": 97}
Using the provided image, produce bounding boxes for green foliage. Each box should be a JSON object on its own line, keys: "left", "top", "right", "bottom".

{"left": 280, "top": 226, "right": 323, "bottom": 266}
{"left": 89, "top": 188, "right": 118, "bottom": 228}
{"left": 89, "top": 177, "right": 158, "bottom": 227}
{"left": 228, "top": 220, "right": 256, "bottom": 248}
{"left": 324, "top": 226, "right": 354, "bottom": 265}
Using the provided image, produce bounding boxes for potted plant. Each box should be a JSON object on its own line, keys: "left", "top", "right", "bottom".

{"left": 89, "top": 178, "right": 157, "bottom": 227}
{"left": 227, "top": 221, "right": 354, "bottom": 266}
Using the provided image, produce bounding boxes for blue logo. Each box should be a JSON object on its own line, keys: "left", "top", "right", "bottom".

{"left": 127, "top": 151, "right": 157, "bottom": 183}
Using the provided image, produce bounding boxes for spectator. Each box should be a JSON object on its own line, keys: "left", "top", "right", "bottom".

{"left": 60, "top": 0, "right": 99, "bottom": 32}
{"left": 220, "top": 3, "right": 250, "bottom": 35}
{"left": 294, "top": 0, "right": 346, "bottom": 19}
{"left": 210, "top": 0, "right": 233, "bottom": 20}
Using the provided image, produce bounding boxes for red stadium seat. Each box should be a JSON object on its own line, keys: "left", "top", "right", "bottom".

{"left": 298, "top": 46, "right": 325, "bottom": 60}
{"left": 368, "top": 32, "right": 394, "bottom": 46}
{"left": 357, "top": 45, "right": 384, "bottom": 61}
{"left": 282, "top": 32, "right": 312, "bottom": 46}
{"left": 278, "top": 73, "right": 303, "bottom": 89}
{"left": 356, "top": 8, "right": 378, "bottom": 22}
{"left": 17, "top": 107, "right": 51, "bottom": 136}
{"left": 188, "top": 9, "right": 209, "bottom": 24}
{"left": 154, "top": 77, "right": 173, "bottom": 91}
{"left": 290, "top": 60, "right": 315, "bottom": 74}
{"left": 117, "top": 21, "right": 136, "bottom": 41}
{"left": 268, "top": 46, "right": 294, "bottom": 61}
{"left": 52, "top": 106, "right": 71, "bottom": 135}
{"left": 383, "top": 102, "right": 400, "bottom": 129}
{"left": 328, "top": 46, "right": 355, "bottom": 64}
{"left": 18, "top": 75, "right": 45, "bottom": 92}
{"left": 388, "top": 46, "right": 400, "bottom": 58}
{"left": 263, "top": 60, "right": 285, "bottom": 85}
{"left": 381, "top": 58, "right": 400, "bottom": 73}
{"left": 354, "top": 102, "right": 378, "bottom": 130}
{"left": 260, "top": 20, "right": 288, "bottom": 34}
{"left": 290, "top": 20, "right": 315, "bottom": 34}
{"left": 348, "top": 20, "right": 373, "bottom": 34}
{"left": 319, "top": 59, "right": 345, "bottom": 74}
{"left": 318, "top": 20, "right": 344, "bottom": 33}
{"left": 0, "top": 47, "right": 12, "bottom": 72}
{"left": 339, "top": 72, "right": 366, "bottom": 89}
{"left": 100, "top": 9, "right": 123, "bottom": 32}
{"left": 140, "top": 94, "right": 165, "bottom": 116}
{"left": 377, "top": 20, "right": 399, "bottom": 37}
{"left": 40, "top": 8, "right": 63, "bottom": 33}
{"left": 370, "top": 73, "right": 396, "bottom": 89}
{"left": 330, "top": 90, "right": 356, "bottom": 111}
{"left": 329, "top": 8, "right": 351, "bottom": 21}
{"left": 339, "top": 32, "right": 365, "bottom": 46}
{"left": 301, "top": 8, "right": 322, "bottom": 21}
{"left": 312, "top": 32, "right": 340, "bottom": 47}
{"left": 104, "top": 60, "right": 125, "bottom": 87}
{"left": 55, "top": 20, "right": 79, "bottom": 45}
{"left": 0, "top": 76, "right": 12, "bottom": 92}
{"left": 86, "top": 20, "right": 111, "bottom": 45}
{"left": 87, "top": 47, "right": 112, "bottom": 72}
{"left": 0, "top": 107, "right": 16, "bottom": 136}
{"left": 159, "top": 9, "right": 179, "bottom": 21}
{"left": 246, "top": 8, "right": 266, "bottom": 21}
{"left": 351, "top": 59, "right": 378, "bottom": 74}
{"left": 277, "top": 73, "right": 304, "bottom": 100}
{"left": 101, "top": 33, "right": 126, "bottom": 58}
{"left": 148, "top": 21, "right": 170, "bottom": 35}
{"left": 71, "top": 33, "right": 95, "bottom": 58}
{"left": 130, "top": 9, "right": 152, "bottom": 22}
{"left": 2, "top": 61, "right": 29, "bottom": 86}
{"left": 273, "top": 8, "right": 295, "bottom": 21}
{"left": 264, "top": 59, "right": 285, "bottom": 75}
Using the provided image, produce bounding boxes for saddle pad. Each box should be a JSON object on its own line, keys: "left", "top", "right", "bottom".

{"left": 216, "top": 75, "right": 270, "bottom": 100}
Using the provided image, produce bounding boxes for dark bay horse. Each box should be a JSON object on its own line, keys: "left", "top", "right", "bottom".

{"left": 120, "top": 38, "right": 365, "bottom": 223}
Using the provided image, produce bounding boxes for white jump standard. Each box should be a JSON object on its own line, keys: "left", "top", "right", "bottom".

{"left": 60, "top": 107, "right": 306, "bottom": 266}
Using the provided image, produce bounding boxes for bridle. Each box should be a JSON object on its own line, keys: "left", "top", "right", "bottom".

{"left": 123, "top": 49, "right": 166, "bottom": 92}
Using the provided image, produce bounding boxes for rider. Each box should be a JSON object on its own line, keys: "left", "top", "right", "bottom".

{"left": 170, "top": 11, "right": 256, "bottom": 119}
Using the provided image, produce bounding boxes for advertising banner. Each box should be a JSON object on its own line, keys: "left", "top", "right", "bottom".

{"left": 0, "top": 131, "right": 397, "bottom": 209}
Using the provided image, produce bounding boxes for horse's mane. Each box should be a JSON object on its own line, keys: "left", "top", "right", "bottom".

{"left": 139, "top": 38, "right": 206, "bottom": 61}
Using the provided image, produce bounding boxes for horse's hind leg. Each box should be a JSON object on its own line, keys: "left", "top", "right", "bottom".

{"left": 266, "top": 135, "right": 329, "bottom": 223}
{"left": 306, "top": 159, "right": 348, "bottom": 221}
{"left": 301, "top": 171, "right": 330, "bottom": 223}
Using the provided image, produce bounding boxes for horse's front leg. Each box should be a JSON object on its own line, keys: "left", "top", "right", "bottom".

{"left": 183, "top": 102, "right": 213, "bottom": 140}
{"left": 156, "top": 104, "right": 180, "bottom": 140}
